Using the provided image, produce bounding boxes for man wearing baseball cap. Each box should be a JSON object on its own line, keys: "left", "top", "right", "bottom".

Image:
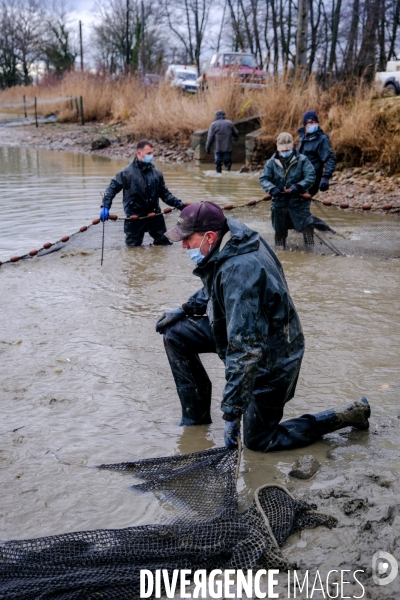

{"left": 259, "top": 132, "right": 318, "bottom": 247}
{"left": 298, "top": 110, "right": 336, "bottom": 195}
{"left": 155, "top": 201, "right": 370, "bottom": 452}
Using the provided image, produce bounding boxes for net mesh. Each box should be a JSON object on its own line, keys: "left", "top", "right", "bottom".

{"left": 0, "top": 447, "right": 336, "bottom": 599}
{"left": 1, "top": 200, "right": 399, "bottom": 266}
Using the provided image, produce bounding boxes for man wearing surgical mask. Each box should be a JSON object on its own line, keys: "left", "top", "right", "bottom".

{"left": 100, "top": 139, "right": 185, "bottom": 246}
{"left": 297, "top": 110, "right": 336, "bottom": 196}
{"left": 155, "top": 201, "right": 370, "bottom": 452}
{"left": 259, "top": 132, "right": 318, "bottom": 247}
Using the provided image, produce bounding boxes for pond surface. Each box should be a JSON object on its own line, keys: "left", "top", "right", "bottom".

{"left": 1, "top": 147, "right": 399, "bottom": 554}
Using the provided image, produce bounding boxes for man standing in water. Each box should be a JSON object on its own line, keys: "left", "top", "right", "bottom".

{"left": 297, "top": 110, "right": 336, "bottom": 196}
{"left": 205, "top": 110, "right": 239, "bottom": 173}
{"left": 155, "top": 201, "right": 370, "bottom": 451}
{"left": 100, "top": 139, "right": 185, "bottom": 246}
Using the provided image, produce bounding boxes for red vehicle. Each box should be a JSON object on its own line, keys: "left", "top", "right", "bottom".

{"left": 203, "top": 52, "right": 266, "bottom": 88}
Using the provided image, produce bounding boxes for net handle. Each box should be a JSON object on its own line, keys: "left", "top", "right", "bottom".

{"left": 253, "top": 483, "right": 296, "bottom": 551}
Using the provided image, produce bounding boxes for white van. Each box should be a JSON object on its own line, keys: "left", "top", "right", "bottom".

{"left": 165, "top": 65, "right": 199, "bottom": 93}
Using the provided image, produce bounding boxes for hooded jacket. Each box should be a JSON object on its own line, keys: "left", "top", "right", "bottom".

{"left": 183, "top": 217, "right": 305, "bottom": 419}
{"left": 103, "top": 158, "right": 184, "bottom": 217}
{"left": 297, "top": 127, "right": 336, "bottom": 181}
{"left": 205, "top": 113, "right": 239, "bottom": 154}
{"left": 259, "top": 149, "right": 316, "bottom": 195}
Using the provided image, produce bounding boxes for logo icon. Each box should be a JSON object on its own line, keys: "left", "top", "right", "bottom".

{"left": 372, "top": 551, "right": 398, "bottom": 585}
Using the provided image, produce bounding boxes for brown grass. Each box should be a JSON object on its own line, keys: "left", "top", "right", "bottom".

{"left": 2, "top": 72, "right": 400, "bottom": 171}
{"left": 257, "top": 77, "right": 400, "bottom": 172}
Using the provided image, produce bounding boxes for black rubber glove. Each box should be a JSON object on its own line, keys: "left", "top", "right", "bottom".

{"left": 287, "top": 184, "right": 300, "bottom": 196}
{"left": 155, "top": 308, "right": 185, "bottom": 333}
{"left": 224, "top": 418, "right": 241, "bottom": 449}
{"left": 270, "top": 187, "right": 282, "bottom": 199}
{"left": 319, "top": 177, "right": 330, "bottom": 192}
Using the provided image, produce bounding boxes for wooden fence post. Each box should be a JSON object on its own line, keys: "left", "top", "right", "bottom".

{"left": 79, "top": 96, "right": 84, "bottom": 126}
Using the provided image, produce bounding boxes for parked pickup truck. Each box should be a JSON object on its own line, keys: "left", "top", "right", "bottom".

{"left": 375, "top": 61, "right": 400, "bottom": 95}
{"left": 202, "top": 52, "right": 267, "bottom": 88}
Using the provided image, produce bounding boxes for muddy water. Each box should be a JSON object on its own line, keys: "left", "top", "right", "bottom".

{"left": 1, "top": 147, "right": 400, "bottom": 596}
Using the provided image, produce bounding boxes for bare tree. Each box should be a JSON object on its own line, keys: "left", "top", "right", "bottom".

{"left": 164, "top": 0, "right": 213, "bottom": 70}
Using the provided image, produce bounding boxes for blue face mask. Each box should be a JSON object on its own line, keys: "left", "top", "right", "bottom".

{"left": 186, "top": 233, "right": 209, "bottom": 265}
{"left": 307, "top": 124, "right": 319, "bottom": 134}
{"left": 142, "top": 154, "right": 153, "bottom": 163}
{"left": 280, "top": 150, "right": 293, "bottom": 158}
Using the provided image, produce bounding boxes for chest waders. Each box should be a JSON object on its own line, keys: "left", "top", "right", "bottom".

{"left": 273, "top": 156, "right": 314, "bottom": 248}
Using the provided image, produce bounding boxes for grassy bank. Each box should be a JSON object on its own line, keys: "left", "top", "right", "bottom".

{"left": 2, "top": 73, "right": 400, "bottom": 172}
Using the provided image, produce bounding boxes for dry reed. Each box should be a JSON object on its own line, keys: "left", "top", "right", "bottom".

{"left": 2, "top": 72, "right": 400, "bottom": 171}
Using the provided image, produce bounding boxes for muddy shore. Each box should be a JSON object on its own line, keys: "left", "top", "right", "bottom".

{"left": 1, "top": 121, "right": 399, "bottom": 217}
{"left": 1, "top": 123, "right": 400, "bottom": 598}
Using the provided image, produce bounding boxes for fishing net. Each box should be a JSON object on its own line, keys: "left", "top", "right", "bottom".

{"left": 0, "top": 446, "right": 336, "bottom": 599}
{"left": 1, "top": 199, "right": 399, "bottom": 267}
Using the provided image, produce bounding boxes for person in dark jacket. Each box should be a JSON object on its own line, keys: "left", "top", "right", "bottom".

{"left": 298, "top": 110, "right": 336, "bottom": 196}
{"left": 155, "top": 201, "right": 370, "bottom": 452}
{"left": 259, "top": 132, "right": 318, "bottom": 247}
{"left": 100, "top": 139, "right": 185, "bottom": 246}
{"left": 205, "top": 110, "right": 239, "bottom": 173}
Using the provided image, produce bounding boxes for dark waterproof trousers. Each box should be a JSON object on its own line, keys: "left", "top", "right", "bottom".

{"left": 215, "top": 151, "right": 232, "bottom": 173}
{"left": 163, "top": 315, "right": 321, "bottom": 453}
{"left": 124, "top": 214, "right": 171, "bottom": 246}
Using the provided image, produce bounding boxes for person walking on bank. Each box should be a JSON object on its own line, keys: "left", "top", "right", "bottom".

{"left": 205, "top": 110, "right": 239, "bottom": 173}
{"left": 155, "top": 200, "right": 370, "bottom": 452}
{"left": 99, "top": 139, "right": 185, "bottom": 246}
{"left": 298, "top": 110, "right": 336, "bottom": 196}
{"left": 259, "top": 132, "right": 318, "bottom": 247}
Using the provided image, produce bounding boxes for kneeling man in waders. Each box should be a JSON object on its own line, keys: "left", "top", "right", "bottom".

{"left": 100, "top": 139, "right": 185, "bottom": 246}
{"left": 156, "top": 201, "right": 370, "bottom": 451}
{"left": 259, "top": 132, "right": 332, "bottom": 248}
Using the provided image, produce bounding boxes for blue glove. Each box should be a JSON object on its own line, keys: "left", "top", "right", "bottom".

{"left": 319, "top": 177, "right": 329, "bottom": 192}
{"left": 287, "top": 184, "right": 300, "bottom": 196}
{"left": 156, "top": 308, "right": 185, "bottom": 333}
{"left": 224, "top": 418, "right": 241, "bottom": 449}
{"left": 100, "top": 206, "right": 109, "bottom": 221}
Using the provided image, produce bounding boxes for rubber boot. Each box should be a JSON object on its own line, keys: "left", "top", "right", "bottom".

{"left": 216, "top": 163, "right": 222, "bottom": 174}
{"left": 274, "top": 232, "right": 287, "bottom": 248}
{"left": 177, "top": 383, "right": 212, "bottom": 426}
{"left": 302, "top": 225, "right": 314, "bottom": 246}
{"left": 153, "top": 235, "right": 172, "bottom": 246}
{"left": 315, "top": 397, "right": 370, "bottom": 435}
{"left": 225, "top": 161, "right": 232, "bottom": 172}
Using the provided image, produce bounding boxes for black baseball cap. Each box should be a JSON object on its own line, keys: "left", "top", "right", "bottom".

{"left": 165, "top": 201, "right": 226, "bottom": 242}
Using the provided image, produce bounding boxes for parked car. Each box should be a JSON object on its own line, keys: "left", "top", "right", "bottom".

{"left": 143, "top": 73, "right": 162, "bottom": 88}
{"left": 165, "top": 65, "right": 200, "bottom": 93}
{"left": 375, "top": 61, "right": 400, "bottom": 95}
{"left": 202, "top": 52, "right": 267, "bottom": 88}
